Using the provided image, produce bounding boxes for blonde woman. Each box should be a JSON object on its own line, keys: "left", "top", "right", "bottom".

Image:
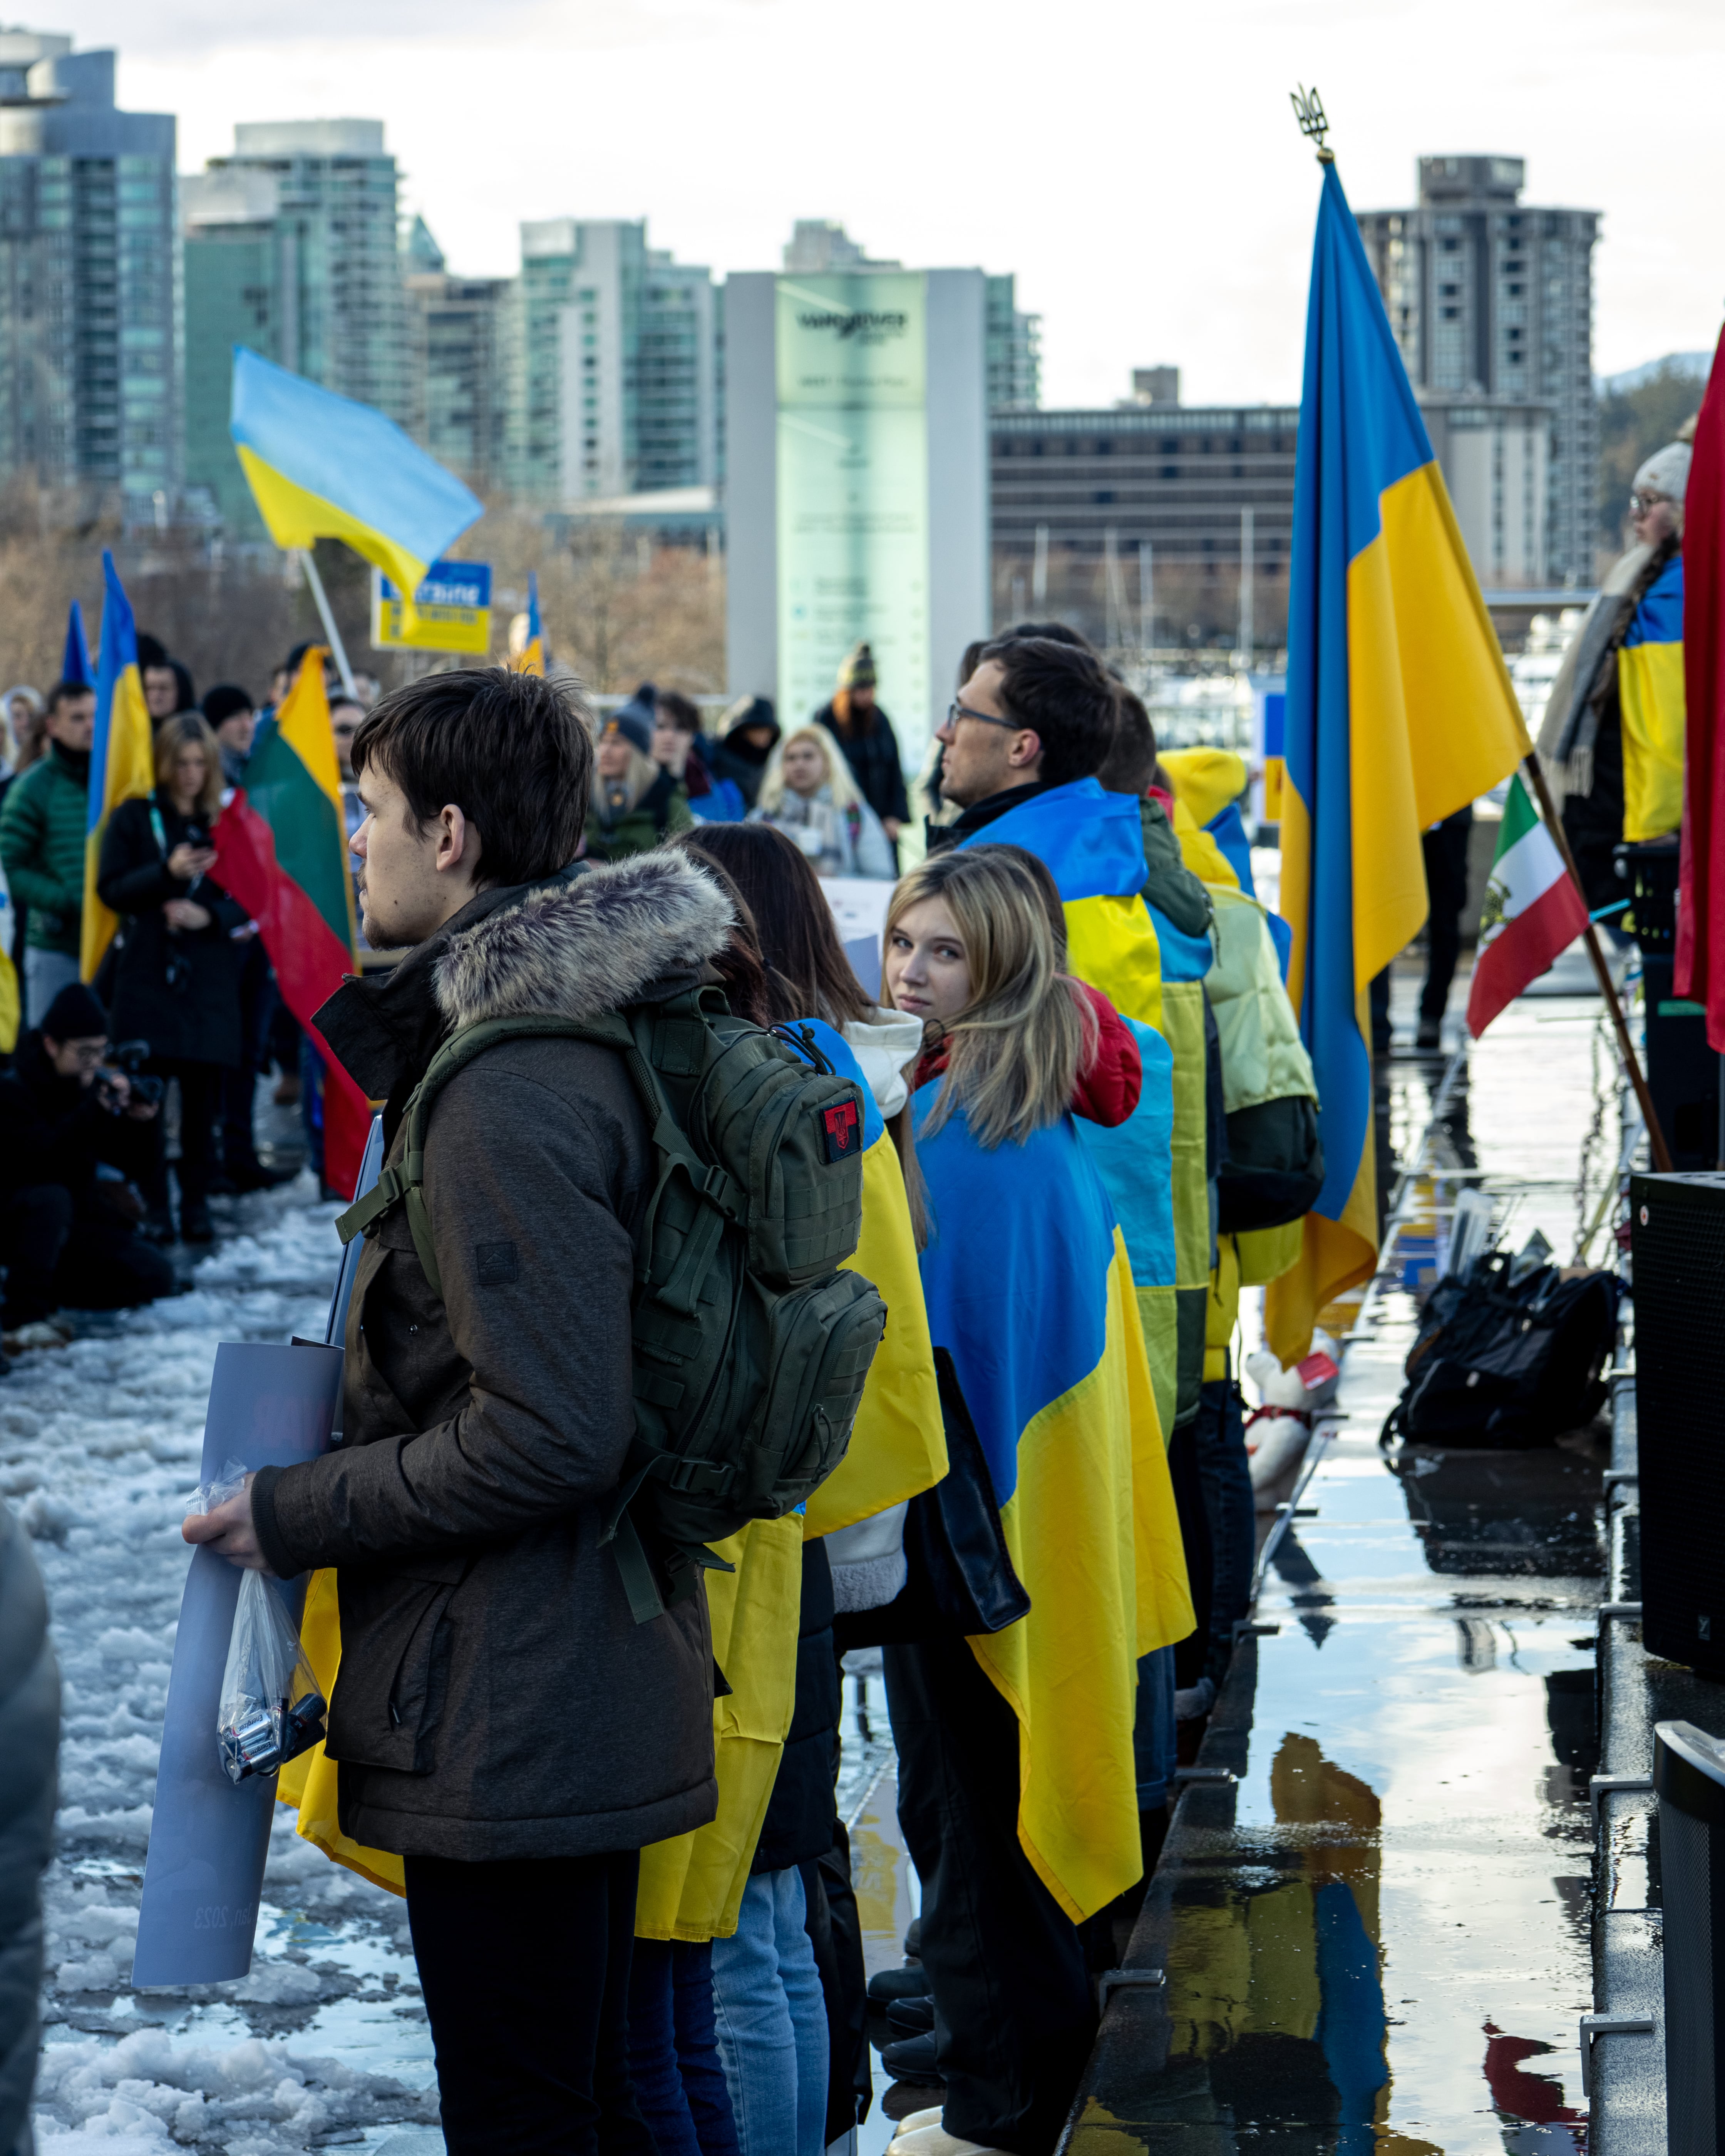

{"left": 95, "top": 713, "right": 248, "bottom": 1242}
{"left": 877, "top": 844, "right": 1191, "bottom": 2156}
{"left": 747, "top": 720, "right": 894, "bottom": 879}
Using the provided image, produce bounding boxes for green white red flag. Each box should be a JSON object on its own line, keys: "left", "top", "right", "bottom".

{"left": 1467, "top": 774, "right": 1589, "bottom": 1037}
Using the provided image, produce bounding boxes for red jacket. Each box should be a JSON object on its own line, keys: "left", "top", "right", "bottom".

{"left": 911, "top": 981, "right": 1141, "bottom": 1129}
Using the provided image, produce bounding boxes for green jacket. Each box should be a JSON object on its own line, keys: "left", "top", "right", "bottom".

{"left": 1139, "top": 797, "right": 1213, "bottom": 940}
{"left": 584, "top": 770, "right": 693, "bottom": 864}
{"left": 0, "top": 746, "right": 89, "bottom": 956}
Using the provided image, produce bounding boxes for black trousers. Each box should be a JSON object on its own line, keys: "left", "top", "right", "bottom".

{"left": 142, "top": 1060, "right": 225, "bottom": 1209}
{"left": 1419, "top": 805, "right": 1474, "bottom": 1023}
{"left": 0, "top": 1183, "right": 173, "bottom": 1325}
{"left": 405, "top": 1849, "right": 655, "bottom": 2156}
{"left": 883, "top": 1635, "right": 1096, "bottom": 2156}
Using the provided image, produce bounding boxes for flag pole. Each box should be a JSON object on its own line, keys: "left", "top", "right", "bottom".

{"left": 296, "top": 548, "right": 360, "bottom": 702}
{"left": 1521, "top": 748, "right": 1673, "bottom": 1173}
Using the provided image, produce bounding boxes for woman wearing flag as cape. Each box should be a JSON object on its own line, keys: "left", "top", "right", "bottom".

{"left": 878, "top": 844, "right": 1191, "bottom": 2156}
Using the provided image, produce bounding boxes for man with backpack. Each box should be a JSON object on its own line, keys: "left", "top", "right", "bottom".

{"left": 183, "top": 669, "right": 737, "bottom": 2150}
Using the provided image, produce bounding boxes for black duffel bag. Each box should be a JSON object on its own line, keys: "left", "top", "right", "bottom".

{"left": 1381, "top": 1253, "right": 1620, "bottom": 1449}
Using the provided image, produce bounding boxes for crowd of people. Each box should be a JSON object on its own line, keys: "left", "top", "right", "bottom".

{"left": 0, "top": 607, "right": 1320, "bottom": 2156}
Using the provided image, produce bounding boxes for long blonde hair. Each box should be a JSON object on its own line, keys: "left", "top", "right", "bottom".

{"left": 152, "top": 711, "right": 224, "bottom": 819}
{"left": 885, "top": 844, "right": 1095, "bottom": 1148}
{"left": 757, "top": 721, "right": 861, "bottom": 816}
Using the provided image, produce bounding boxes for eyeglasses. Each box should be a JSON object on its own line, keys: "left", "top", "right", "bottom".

{"left": 1629, "top": 491, "right": 1670, "bottom": 516}
{"left": 945, "top": 699, "right": 1021, "bottom": 733}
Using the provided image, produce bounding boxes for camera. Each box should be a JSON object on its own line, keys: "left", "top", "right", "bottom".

{"left": 219, "top": 1688, "right": 328, "bottom": 1785}
{"left": 95, "top": 1038, "right": 166, "bottom": 1115}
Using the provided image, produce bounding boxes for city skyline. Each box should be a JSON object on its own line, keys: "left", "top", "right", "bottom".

{"left": 71, "top": 0, "right": 1725, "bottom": 413}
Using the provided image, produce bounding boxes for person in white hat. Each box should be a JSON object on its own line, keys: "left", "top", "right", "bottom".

{"left": 1538, "top": 434, "right": 1692, "bottom": 913}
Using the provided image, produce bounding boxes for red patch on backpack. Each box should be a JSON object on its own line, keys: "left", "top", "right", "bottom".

{"left": 821, "top": 1099, "right": 860, "bottom": 1163}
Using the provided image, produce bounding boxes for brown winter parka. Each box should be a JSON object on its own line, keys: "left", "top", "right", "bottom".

{"left": 250, "top": 851, "right": 738, "bottom": 1862}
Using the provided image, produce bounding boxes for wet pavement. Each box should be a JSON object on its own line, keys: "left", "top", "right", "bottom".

{"left": 1063, "top": 967, "right": 1623, "bottom": 2154}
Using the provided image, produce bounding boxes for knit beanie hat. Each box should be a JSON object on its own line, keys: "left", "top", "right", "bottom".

{"left": 837, "top": 642, "right": 877, "bottom": 692}
{"left": 41, "top": 981, "right": 107, "bottom": 1042}
{"left": 1633, "top": 442, "right": 1692, "bottom": 507}
{"left": 604, "top": 689, "right": 655, "bottom": 757}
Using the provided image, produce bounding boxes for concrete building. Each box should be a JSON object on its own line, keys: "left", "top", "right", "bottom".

{"left": 0, "top": 31, "right": 178, "bottom": 514}
{"left": 182, "top": 119, "right": 411, "bottom": 531}
{"left": 502, "top": 218, "right": 717, "bottom": 507}
{"left": 1356, "top": 156, "right": 1598, "bottom": 584}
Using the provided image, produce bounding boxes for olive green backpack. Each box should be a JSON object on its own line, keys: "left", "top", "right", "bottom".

{"left": 337, "top": 986, "right": 887, "bottom": 1621}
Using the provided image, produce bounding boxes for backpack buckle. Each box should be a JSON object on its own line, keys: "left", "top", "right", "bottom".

{"left": 662, "top": 1455, "right": 733, "bottom": 1497}
{"left": 694, "top": 1163, "right": 740, "bottom": 1218}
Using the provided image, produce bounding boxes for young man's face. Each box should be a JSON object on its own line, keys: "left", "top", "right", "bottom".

{"left": 43, "top": 1031, "right": 106, "bottom": 1085}
{"left": 351, "top": 760, "right": 483, "bottom": 947}
{"left": 46, "top": 692, "right": 95, "bottom": 753}
{"left": 330, "top": 702, "right": 362, "bottom": 780}
{"left": 215, "top": 710, "right": 255, "bottom": 759}
{"left": 936, "top": 660, "right": 1042, "bottom": 808}
{"left": 651, "top": 721, "right": 692, "bottom": 775}
{"left": 143, "top": 666, "right": 179, "bottom": 719}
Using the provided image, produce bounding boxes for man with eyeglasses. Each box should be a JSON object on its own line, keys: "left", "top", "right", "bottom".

{"left": 0, "top": 981, "right": 172, "bottom": 1355}
{"left": 1538, "top": 435, "right": 1691, "bottom": 916}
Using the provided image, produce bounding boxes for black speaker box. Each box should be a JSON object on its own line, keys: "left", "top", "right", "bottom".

{"left": 1631, "top": 1172, "right": 1725, "bottom": 1678}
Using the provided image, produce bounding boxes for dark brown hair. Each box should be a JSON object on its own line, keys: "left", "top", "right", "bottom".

{"left": 978, "top": 634, "right": 1119, "bottom": 788}
{"left": 655, "top": 689, "right": 703, "bottom": 737}
{"left": 351, "top": 667, "right": 593, "bottom": 889}
{"left": 674, "top": 823, "right": 873, "bottom": 1026}
{"left": 1095, "top": 688, "right": 1157, "bottom": 797}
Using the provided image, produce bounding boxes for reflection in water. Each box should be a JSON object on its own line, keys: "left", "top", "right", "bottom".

{"left": 1167, "top": 1736, "right": 1390, "bottom": 2150}
{"left": 1482, "top": 2022, "right": 1584, "bottom": 2153}
{"left": 1269, "top": 1532, "right": 1338, "bottom": 1650}
{"left": 1390, "top": 1446, "right": 1604, "bottom": 1580}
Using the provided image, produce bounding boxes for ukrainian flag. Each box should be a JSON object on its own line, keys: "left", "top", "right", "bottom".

{"left": 1266, "top": 162, "right": 1529, "bottom": 1367}
{"left": 62, "top": 598, "right": 93, "bottom": 689}
{"left": 951, "top": 779, "right": 1191, "bottom": 1432}
{"left": 513, "top": 571, "right": 545, "bottom": 678}
{"left": 916, "top": 1084, "right": 1192, "bottom": 1922}
{"left": 81, "top": 553, "right": 156, "bottom": 983}
{"left": 1619, "top": 554, "right": 1685, "bottom": 842}
{"left": 229, "top": 347, "right": 481, "bottom": 605}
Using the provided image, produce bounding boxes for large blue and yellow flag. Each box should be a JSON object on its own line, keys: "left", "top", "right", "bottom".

{"left": 81, "top": 554, "right": 156, "bottom": 983}
{"left": 1266, "top": 163, "right": 1529, "bottom": 1366}
{"left": 229, "top": 347, "right": 481, "bottom": 605}
{"left": 1619, "top": 553, "right": 1685, "bottom": 843}
{"left": 916, "top": 1085, "right": 1192, "bottom": 1922}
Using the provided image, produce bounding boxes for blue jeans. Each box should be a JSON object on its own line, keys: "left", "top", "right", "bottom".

{"left": 710, "top": 1868, "right": 828, "bottom": 2156}
{"left": 1132, "top": 1644, "right": 1177, "bottom": 1808}
{"left": 628, "top": 1938, "right": 739, "bottom": 2156}
{"left": 1193, "top": 1371, "right": 1256, "bottom": 1685}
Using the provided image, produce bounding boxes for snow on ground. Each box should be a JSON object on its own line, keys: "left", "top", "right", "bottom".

{"left": 10, "top": 1177, "right": 437, "bottom": 2153}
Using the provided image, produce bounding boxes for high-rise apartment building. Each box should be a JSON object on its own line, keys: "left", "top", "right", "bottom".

{"left": 182, "top": 119, "right": 410, "bottom": 530}
{"left": 501, "top": 218, "right": 717, "bottom": 506}
{"left": 1356, "top": 156, "right": 1598, "bottom": 584}
{"left": 986, "top": 274, "right": 1040, "bottom": 411}
{"left": 0, "top": 32, "right": 177, "bottom": 512}
{"left": 404, "top": 266, "right": 510, "bottom": 495}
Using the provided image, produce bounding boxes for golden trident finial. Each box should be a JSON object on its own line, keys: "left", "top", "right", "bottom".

{"left": 1291, "top": 85, "right": 1335, "bottom": 164}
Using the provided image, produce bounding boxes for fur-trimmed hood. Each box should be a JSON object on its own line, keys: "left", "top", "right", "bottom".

{"left": 435, "top": 850, "right": 735, "bottom": 1031}
{"left": 314, "top": 850, "right": 735, "bottom": 1110}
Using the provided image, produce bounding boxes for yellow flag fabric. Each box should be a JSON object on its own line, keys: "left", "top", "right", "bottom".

{"left": 276, "top": 1568, "right": 404, "bottom": 1895}
{"left": 81, "top": 553, "right": 157, "bottom": 983}
{"left": 1619, "top": 639, "right": 1686, "bottom": 843}
{"left": 0, "top": 940, "right": 17, "bottom": 1056}
{"left": 1161, "top": 750, "right": 1249, "bottom": 835}
{"left": 635, "top": 1515, "right": 803, "bottom": 1942}
{"left": 974, "top": 1236, "right": 1192, "bottom": 1922}
{"left": 805, "top": 1131, "right": 945, "bottom": 1536}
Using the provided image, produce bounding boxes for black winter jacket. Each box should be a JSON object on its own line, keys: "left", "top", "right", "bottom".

{"left": 752, "top": 1537, "right": 840, "bottom": 1872}
{"left": 0, "top": 1501, "right": 60, "bottom": 2156}
{"left": 814, "top": 702, "right": 911, "bottom": 829}
{"left": 96, "top": 793, "right": 248, "bottom": 1067}
{"left": 0, "top": 1033, "right": 157, "bottom": 1206}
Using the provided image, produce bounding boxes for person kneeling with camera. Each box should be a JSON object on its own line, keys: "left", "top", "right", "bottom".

{"left": 0, "top": 982, "right": 175, "bottom": 1351}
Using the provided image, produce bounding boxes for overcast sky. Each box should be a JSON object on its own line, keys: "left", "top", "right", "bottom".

{"left": 84, "top": 0, "right": 1725, "bottom": 410}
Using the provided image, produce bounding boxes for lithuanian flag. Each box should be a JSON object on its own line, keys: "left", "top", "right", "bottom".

{"left": 82, "top": 554, "right": 156, "bottom": 983}
{"left": 229, "top": 347, "right": 481, "bottom": 608}
{"left": 213, "top": 651, "right": 370, "bottom": 1194}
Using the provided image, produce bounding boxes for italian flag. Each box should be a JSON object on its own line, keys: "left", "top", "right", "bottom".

{"left": 1466, "top": 773, "right": 1589, "bottom": 1038}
